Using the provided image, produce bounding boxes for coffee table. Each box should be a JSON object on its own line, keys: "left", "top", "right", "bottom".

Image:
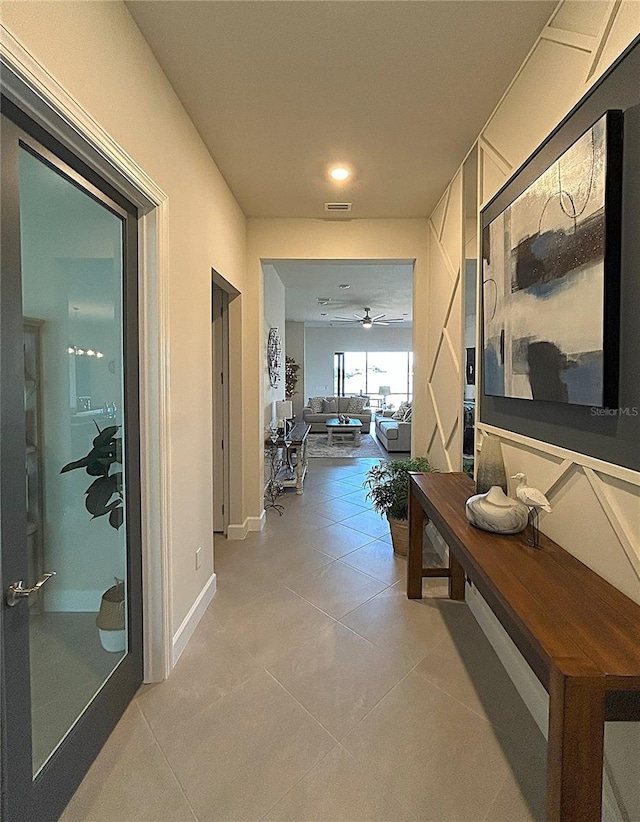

{"left": 326, "top": 417, "right": 362, "bottom": 446}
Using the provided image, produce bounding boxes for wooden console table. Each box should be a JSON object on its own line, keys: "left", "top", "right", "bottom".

{"left": 407, "top": 472, "right": 640, "bottom": 822}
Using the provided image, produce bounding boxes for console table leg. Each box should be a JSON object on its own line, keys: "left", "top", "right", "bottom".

{"left": 449, "top": 553, "right": 465, "bottom": 600}
{"left": 407, "top": 486, "right": 424, "bottom": 599}
{"left": 547, "top": 669, "right": 605, "bottom": 822}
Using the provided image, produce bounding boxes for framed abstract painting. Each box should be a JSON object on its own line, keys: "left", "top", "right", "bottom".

{"left": 481, "top": 110, "right": 623, "bottom": 407}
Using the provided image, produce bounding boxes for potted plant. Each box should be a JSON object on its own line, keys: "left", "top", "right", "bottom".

{"left": 364, "top": 457, "right": 435, "bottom": 556}
{"left": 61, "top": 423, "right": 124, "bottom": 529}
{"left": 61, "top": 424, "right": 126, "bottom": 651}
{"left": 285, "top": 356, "right": 300, "bottom": 399}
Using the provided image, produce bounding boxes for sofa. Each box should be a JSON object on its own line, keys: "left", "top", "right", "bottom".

{"left": 302, "top": 396, "right": 372, "bottom": 433}
{"left": 375, "top": 409, "right": 411, "bottom": 452}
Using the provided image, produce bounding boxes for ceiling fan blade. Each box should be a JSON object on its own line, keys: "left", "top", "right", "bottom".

{"left": 374, "top": 321, "right": 389, "bottom": 326}
{"left": 370, "top": 314, "right": 385, "bottom": 321}
{"left": 383, "top": 318, "right": 405, "bottom": 323}
{"left": 353, "top": 313, "right": 365, "bottom": 320}
{"left": 332, "top": 318, "right": 358, "bottom": 323}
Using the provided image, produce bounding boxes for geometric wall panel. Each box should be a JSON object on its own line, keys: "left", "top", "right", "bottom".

{"left": 430, "top": 187, "right": 449, "bottom": 243}
{"left": 431, "top": 336, "right": 462, "bottom": 452}
{"left": 480, "top": 147, "right": 508, "bottom": 206}
{"left": 440, "top": 171, "right": 462, "bottom": 272}
{"left": 445, "top": 275, "right": 462, "bottom": 357}
{"left": 541, "top": 466, "right": 640, "bottom": 603}
{"left": 550, "top": 1, "right": 608, "bottom": 38}
{"left": 592, "top": 1, "right": 640, "bottom": 83}
{"left": 483, "top": 39, "right": 591, "bottom": 175}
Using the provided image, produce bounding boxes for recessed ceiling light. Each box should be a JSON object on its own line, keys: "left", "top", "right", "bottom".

{"left": 330, "top": 167, "right": 350, "bottom": 181}
{"left": 339, "top": 284, "right": 351, "bottom": 289}
{"left": 320, "top": 312, "right": 327, "bottom": 316}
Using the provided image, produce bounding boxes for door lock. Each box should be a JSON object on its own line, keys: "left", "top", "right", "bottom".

{"left": 6, "top": 572, "right": 56, "bottom": 607}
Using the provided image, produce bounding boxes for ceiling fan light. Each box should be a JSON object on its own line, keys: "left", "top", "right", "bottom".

{"left": 362, "top": 320, "right": 372, "bottom": 329}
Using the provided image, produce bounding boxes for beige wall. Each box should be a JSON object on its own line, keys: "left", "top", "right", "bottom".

{"left": 246, "top": 218, "right": 428, "bottom": 518}
{"left": 426, "top": 3, "right": 640, "bottom": 817}
{"left": 2, "top": 1, "right": 248, "bottom": 634}
{"left": 304, "top": 325, "right": 414, "bottom": 405}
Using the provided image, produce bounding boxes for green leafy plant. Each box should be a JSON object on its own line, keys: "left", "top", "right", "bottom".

{"left": 364, "top": 456, "right": 435, "bottom": 521}
{"left": 61, "top": 423, "right": 123, "bottom": 530}
{"left": 285, "top": 356, "right": 300, "bottom": 399}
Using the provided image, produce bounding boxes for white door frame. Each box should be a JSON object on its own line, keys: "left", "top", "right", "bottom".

{"left": 1, "top": 26, "right": 172, "bottom": 681}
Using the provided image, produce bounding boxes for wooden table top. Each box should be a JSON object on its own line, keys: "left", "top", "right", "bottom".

{"left": 410, "top": 472, "right": 640, "bottom": 690}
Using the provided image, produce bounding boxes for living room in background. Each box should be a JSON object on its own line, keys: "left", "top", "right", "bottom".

{"left": 334, "top": 351, "right": 413, "bottom": 409}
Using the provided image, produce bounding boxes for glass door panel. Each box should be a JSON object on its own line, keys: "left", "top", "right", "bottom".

{"left": 19, "top": 146, "right": 129, "bottom": 776}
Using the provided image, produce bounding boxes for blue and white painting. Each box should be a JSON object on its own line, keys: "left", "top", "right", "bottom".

{"left": 483, "top": 114, "right": 609, "bottom": 406}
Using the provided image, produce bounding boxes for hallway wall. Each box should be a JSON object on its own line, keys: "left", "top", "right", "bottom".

{"left": 425, "top": 3, "right": 640, "bottom": 818}
{"left": 2, "top": 1, "right": 248, "bottom": 637}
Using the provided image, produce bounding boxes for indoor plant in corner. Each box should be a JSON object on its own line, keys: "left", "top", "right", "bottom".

{"left": 364, "top": 457, "right": 435, "bottom": 556}
{"left": 61, "top": 423, "right": 126, "bottom": 652}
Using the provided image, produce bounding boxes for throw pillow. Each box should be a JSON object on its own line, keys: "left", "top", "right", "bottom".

{"left": 309, "top": 397, "right": 324, "bottom": 413}
{"left": 403, "top": 406, "right": 412, "bottom": 422}
{"left": 322, "top": 399, "right": 338, "bottom": 413}
{"left": 346, "top": 396, "right": 366, "bottom": 414}
{"left": 392, "top": 401, "right": 409, "bottom": 421}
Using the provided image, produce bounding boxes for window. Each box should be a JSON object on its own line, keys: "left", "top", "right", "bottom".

{"left": 334, "top": 351, "right": 413, "bottom": 406}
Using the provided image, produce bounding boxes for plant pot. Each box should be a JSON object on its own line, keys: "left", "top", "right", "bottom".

{"left": 96, "top": 580, "right": 125, "bottom": 652}
{"left": 388, "top": 516, "right": 409, "bottom": 557}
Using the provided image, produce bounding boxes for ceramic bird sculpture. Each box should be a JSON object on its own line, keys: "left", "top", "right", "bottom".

{"left": 511, "top": 473, "right": 552, "bottom": 512}
{"left": 511, "top": 473, "right": 551, "bottom": 548}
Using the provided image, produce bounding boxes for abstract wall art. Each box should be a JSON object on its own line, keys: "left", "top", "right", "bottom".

{"left": 482, "top": 110, "right": 623, "bottom": 407}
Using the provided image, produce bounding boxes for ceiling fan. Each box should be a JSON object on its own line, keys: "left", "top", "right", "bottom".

{"left": 331, "top": 307, "right": 404, "bottom": 328}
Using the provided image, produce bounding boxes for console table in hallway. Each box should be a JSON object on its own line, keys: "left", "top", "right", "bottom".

{"left": 270, "top": 422, "right": 311, "bottom": 496}
{"left": 407, "top": 472, "right": 640, "bottom": 822}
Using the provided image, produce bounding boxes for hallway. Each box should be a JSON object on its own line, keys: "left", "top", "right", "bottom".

{"left": 60, "top": 458, "right": 546, "bottom": 822}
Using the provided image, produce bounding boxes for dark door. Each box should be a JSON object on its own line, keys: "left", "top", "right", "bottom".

{"left": 1, "top": 101, "right": 143, "bottom": 822}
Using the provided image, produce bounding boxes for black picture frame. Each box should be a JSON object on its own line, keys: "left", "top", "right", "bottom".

{"left": 480, "top": 109, "right": 623, "bottom": 409}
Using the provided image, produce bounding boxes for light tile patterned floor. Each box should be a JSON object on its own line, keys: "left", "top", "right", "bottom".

{"left": 61, "top": 457, "right": 546, "bottom": 822}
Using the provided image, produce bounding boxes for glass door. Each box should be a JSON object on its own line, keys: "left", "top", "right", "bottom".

{"left": 1, "top": 105, "right": 142, "bottom": 822}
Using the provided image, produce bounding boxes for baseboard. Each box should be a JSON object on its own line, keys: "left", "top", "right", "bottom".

{"left": 465, "top": 582, "right": 548, "bottom": 734}
{"left": 248, "top": 511, "right": 266, "bottom": 531}
{"left": 227, "top": 511, "right": 265, "bottom": 540}
{"left": 226, "top": 521, "right": 248, "bottom": 540}
{"left": 171, "top": 572, "right": 217, "bottom": 666}
{"left": 466, "top": 582, "right": 627, "bottom": 822}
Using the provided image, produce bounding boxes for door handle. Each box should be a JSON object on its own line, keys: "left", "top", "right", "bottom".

{"left": 6, "top": 572, "right": 56, "bottom": 607}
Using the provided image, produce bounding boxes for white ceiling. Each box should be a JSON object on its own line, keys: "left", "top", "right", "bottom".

{"left": 268, "top": 259, "right": 414, "bottom": 326}
{"left": 126, "top": 0, "right": 556, "bottom": 219}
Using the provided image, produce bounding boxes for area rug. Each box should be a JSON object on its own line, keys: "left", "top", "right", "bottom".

{"left": 305, "top": 433, "right": 387, "bottom": 458}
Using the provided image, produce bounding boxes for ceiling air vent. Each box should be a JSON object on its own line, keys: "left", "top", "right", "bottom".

{"left": 324, "top": 202, "right": 352, "bottom": 212}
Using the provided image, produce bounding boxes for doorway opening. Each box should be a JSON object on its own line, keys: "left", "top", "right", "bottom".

{"left": 212, "top": 271, "right": 239, "bottom": 534}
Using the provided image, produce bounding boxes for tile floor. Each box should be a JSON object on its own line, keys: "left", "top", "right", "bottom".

{"left": 61, "top": 457, "right": 546, "bottom": 822}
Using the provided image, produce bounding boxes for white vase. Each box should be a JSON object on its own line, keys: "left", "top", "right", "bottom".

{"left": 465, "top": 486, "right": 528, "bottom": 534}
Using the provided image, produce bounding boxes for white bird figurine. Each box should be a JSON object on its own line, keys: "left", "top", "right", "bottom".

{"left": 511, "top": 473, "right": 552, "bottom": 512}
{"left": 511, "top": 473, "right": 552, "bottom": 548}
